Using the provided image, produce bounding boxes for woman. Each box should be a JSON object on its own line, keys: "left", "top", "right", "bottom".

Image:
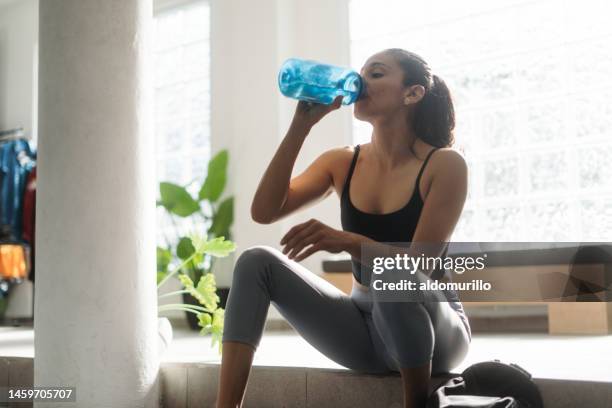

{"left": 215, "top": 48, "right": 471, "bottom": 408}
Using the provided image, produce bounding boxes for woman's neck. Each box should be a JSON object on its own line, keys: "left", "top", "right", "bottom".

{"left": 369, "top": 116, "right": 419, "bottom": 169}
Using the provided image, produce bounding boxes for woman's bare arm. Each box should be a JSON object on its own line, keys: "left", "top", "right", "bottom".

{"left": 251, "top": 98, "right": 343, "bottom": 224}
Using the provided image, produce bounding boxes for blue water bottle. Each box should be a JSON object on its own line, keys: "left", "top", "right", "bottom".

{"left": 278, "top": 58, "right": 363, "bottom": 105}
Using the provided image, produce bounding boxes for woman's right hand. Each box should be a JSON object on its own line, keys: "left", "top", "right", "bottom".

{"left": 291, "top": 95, "right": 343, "bottom": 131}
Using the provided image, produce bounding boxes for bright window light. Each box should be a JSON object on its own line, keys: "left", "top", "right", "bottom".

{"left": 154, "top": 0, "right": 210, "bottom": 248}
{"left": 349, "top": 0, "right": 612, "bottom": 241}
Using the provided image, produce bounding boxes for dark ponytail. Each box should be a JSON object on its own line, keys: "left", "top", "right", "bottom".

{"left": 385, "top": 48, "right": 455, "bottom": 148}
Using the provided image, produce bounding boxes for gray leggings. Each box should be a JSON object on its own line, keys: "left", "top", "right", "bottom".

{"left": 222, "top": 245, "right": 471, "bottom": 375}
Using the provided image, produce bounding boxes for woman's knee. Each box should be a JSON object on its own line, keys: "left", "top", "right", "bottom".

{"left": 232, "top": 245, "right": 289, "bottom": 286}
{"left": 234, "top": 245, "right": 278, "bottom": 272}
{"left": 372, "top": 301, "right": 435, "bottom": 368}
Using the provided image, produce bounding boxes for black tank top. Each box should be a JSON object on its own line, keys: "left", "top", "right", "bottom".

{"left": 340, "top": 144, "right": 472, "bottom": 339}
{"left": 340, "top": 144, "right": 445, "bottom": 285}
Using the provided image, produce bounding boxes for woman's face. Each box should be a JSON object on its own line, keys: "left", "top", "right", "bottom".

{"left": 353, "top": 51, "right": 422, "bottom": 123}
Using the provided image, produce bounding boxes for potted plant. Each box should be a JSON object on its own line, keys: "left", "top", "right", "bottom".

{"left": 156, "top": 149, "right": 235, "bottom": 353}
{"left": 157, "top": 232, "right": 235, "bottom": 354}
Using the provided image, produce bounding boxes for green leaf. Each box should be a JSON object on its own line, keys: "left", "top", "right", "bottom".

{"left": 186, "top": 253, "right": 205, "bottom": 273}
{"left": 210, "top": 308, "right": 225, "bottom": 353}
{"left": 159, "top": 182, "right": 200, "bottom": 217}
{"left": 205, "top": 237, "right": 236, "bottom": 257}
{"left": 178, "top": 273, "right": 195, "bottom": 290}
{"left": 157, "top": 246, "right": 172, "bottom": 273}
{"left": 178, "top": 272, "right": 219, "bottom": 311}
{"left": 210, "top": 197, "right": 234, "bottom": 238}
{"left": 199, "top": 309, "right": 224, "bottom": 354}
{"left": 194, "top": 236, "right": 236, "bottom": 258}
{"left": 192, "top": 252, "right": 204, "bottom": 266}
{"left": 198, "top": 312, "right": 212, "bottom": 334}
{"left": 211, "top": 308, "right": 224, "bottom": 334}
{"left": 195, "top": 273, "right": 220, "bottom": 311}
{"left": 188, "top": 232, "right": 209, "bottom": 254}
{"left": 198, "top": 150, "right": 228, "bottom": 202}
{"left": 176, "top": 237, "right": 195, "bottom": 260}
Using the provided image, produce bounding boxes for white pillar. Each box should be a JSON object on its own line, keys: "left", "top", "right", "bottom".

{"left": 35, "top": 1, "right": 158, "bottom": 407}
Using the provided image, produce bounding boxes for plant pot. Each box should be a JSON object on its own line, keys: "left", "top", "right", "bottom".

{"left": 182, "top": 287, "right": 231, "bottom": 331}
{"left": 158, "top": 317, "right": 173, "bottom": 357}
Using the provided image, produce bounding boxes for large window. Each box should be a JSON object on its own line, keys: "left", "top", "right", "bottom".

{"left": 349, "top": 0, "right": 612, "bottom": 241}
{"left": 154, "top": 0, "right": 211, "bottom": 247}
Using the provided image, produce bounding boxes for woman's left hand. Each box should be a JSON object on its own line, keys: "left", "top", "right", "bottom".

{"left": 280, "top": 218, "right": 356, "bottom": 262}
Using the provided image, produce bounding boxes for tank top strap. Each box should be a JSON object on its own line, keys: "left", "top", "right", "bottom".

{"left": 414, "top": 147, "right": 439, "bottom": 188}
{"left": 342, "top": 144, "right": 361, "bottom": 198}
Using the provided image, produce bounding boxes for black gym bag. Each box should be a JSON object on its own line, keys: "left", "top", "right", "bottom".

{"left": 426, "top": 360, "right": 544, "bottom": 408}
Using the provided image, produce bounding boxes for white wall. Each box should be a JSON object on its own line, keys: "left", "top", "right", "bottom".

{"left": 0, "top": 0, "right": 38, "bottom": 143}
{"left": 276, "top": 0, "right": 353, "bottom": 271}
{"left": 210, "top": 0, "right": 352, "bottom": 286}
{"left": 209, "top": 0, "right": 353, "bottom": 321}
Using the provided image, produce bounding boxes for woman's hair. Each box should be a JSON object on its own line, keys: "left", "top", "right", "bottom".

{"left": 385, "top": 48, "right": 455, "bottom": 148}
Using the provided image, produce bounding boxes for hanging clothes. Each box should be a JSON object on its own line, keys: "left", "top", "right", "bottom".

{"left": 0, "top": 137, "right": 37, "bottom": 241}
{"left": 0, "top": 244, "right": 27, "bottom": 280}
{"left": 0, "top": 129, "right": 37, "bottom": 285}
{"left": 22, "top": 167, "right": 36, "bottom": 282}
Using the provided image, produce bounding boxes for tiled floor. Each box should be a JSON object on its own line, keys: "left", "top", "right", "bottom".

{"left": 2, "top": 319, "right": 611, "bottom": 383}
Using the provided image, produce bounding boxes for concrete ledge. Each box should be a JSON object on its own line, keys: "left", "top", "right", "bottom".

{"left": 0, "top": 357, "right": 34, "bottom": 408}
{"left": 2, "top": 357, "right": 611, "bottom": 408}
{"left": 159, "top": 362, "right": 612, "bottom": 408}
{"left": 160, "top": 362, "right": 456, "bottom": 408}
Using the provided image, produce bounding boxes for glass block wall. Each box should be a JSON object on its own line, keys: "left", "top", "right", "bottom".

{"left": 154, "top": 1, "right": 211, "bottom": 248}
{"left": 349, "top": 0, "right": 612, "bottom": 241}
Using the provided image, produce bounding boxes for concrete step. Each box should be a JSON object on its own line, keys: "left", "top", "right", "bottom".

{"left": 160, "top": 362, "right": 612, "bottom": 408}
{"left": 160, "top": 363, "right": 454, "bottom": 408}
{"left": 2, "top": 357, "right": 611, "bottom": 408}
{"left": 0, "top": 357, "right": 34, "bottom": 408}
